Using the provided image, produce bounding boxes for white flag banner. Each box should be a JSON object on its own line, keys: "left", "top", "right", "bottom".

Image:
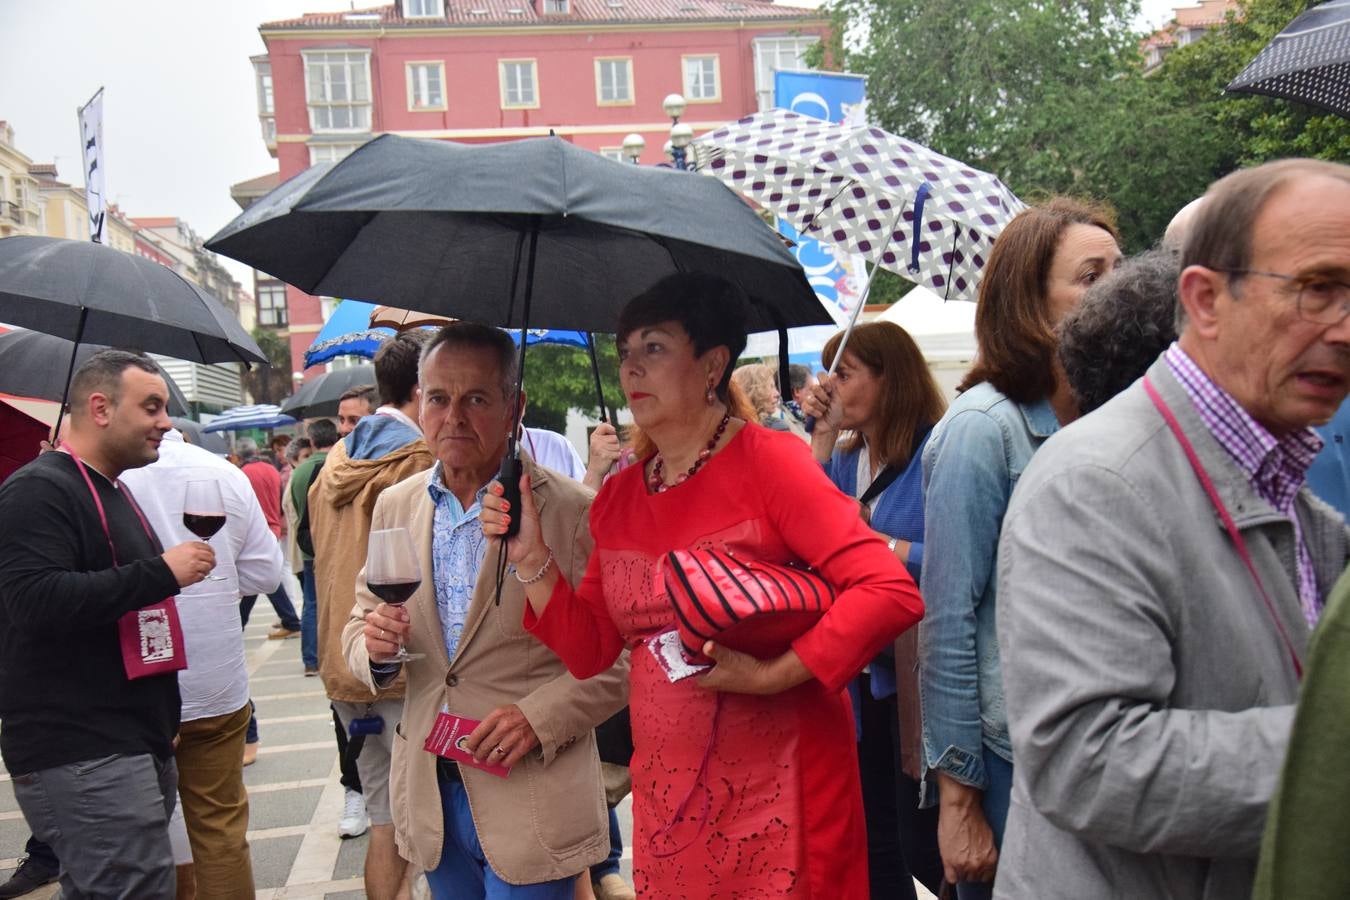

{"left": 77, "top": 88, "right": 105, "bottom": 243}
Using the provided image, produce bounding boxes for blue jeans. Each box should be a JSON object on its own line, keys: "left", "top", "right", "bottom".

{"left": 955, "top": 748, "right": 1014, "bottom": 900}
{"left": 426, "top": 777, "right": 574, "bottom": 900}
{"left": 301, "top": 561, "right": 318, "bottom": 669}
{"left": 589, "top": 805, "right": 623, "bottom": 880}
{"left": 240, "top": 585, "right": 301, "bottom": 631}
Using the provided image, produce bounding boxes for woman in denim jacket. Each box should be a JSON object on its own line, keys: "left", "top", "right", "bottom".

{"left": 804, "top": 321, "right": 947, "bottom": 899}
{"left": 918, "top": 199, "right": 1121, "bottom": 899}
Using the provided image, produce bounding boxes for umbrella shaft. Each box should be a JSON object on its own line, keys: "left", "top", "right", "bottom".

{"left": 53, "top": 307, "right": 89, "bottom": 444}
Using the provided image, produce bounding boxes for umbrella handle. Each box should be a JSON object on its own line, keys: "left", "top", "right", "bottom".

{"left": 498, "top": 444, "right": 522, "bottom": 539}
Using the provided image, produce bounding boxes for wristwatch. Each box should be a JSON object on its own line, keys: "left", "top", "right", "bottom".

{"left": 887, "top": 537, "right": 898, "bottom": 553}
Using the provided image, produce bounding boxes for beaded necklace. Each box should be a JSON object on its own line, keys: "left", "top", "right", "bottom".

{"left": 648, "top": 412, "right": 731, "bottom": 494}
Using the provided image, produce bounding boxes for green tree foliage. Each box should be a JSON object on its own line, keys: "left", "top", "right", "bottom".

{"left": 819, "top": 0, "right": 1348, "bottom": 254}
{"left": 242, "top": 327, "right": 293, "bottom": 406}
{"left": 519, "top": 338, "right": 625, "bottom": 433}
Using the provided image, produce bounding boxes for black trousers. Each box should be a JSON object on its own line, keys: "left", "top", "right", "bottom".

{"left": 334, "top": 705, "right": 362, "bottom": 793}
{"left": 857, "top": 675, "right": 944, "bottom": 899}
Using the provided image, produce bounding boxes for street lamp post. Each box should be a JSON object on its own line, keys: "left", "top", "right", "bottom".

{"left": 621, "top": 132, "right": 646, "bottom": 164}
{"left": 663, "top": 93, "right": 693, "bottom": 171}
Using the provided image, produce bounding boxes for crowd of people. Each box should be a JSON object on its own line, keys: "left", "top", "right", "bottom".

{"left": 0, "top": 156, "right": 1348, "bottom": 900}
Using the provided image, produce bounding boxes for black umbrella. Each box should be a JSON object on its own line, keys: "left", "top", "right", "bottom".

{"left": 205, "top": 134, "right": 826, "bottom": 334}
{"left": 280, "top": 365, "right": 377, "bottom": 419}
{"left": 208, "top": 134, "right": 828, "bottom": 538}
{"left": 170, "top": 417, "right": 229, "bottom": 455}
{"left": 0, "top": 329, "right": 191, "bottom": 417}
{"left": 0, "top": 236, "right": 268, "bottom": 438}
{"left": 1227, "top": 0, "right": 1350, "bottom": 118}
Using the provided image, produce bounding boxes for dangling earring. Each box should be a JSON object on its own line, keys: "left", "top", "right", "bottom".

{"left": 706, "top": 379, "right": 716, "bottom": 406}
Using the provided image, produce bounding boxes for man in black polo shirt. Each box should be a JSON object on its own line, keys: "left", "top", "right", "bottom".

{"left": 0, "top": 350, "right": 216, "bottom": 899}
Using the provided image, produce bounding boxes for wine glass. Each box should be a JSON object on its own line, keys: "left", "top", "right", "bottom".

{"left": 367, "top": 527, "right": 424, "bottom": 662}
{"left": 182, "top": 480, "right": 228, "bottom": 582}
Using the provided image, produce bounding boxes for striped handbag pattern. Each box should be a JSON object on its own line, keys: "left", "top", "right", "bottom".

{"left": 660, "top": 548, "right": 837, "bottom": 664}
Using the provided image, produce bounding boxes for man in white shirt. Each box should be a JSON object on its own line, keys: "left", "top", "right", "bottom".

{"left": 121, "top": 429, "right": 284, "bottom": 899}
{"left": 521, "top": 426, "right": 586, "bottom": 481}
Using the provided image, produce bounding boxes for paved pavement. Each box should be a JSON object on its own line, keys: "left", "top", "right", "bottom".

{"left": 0, "top": 569, "right": 635, "bottom": 899}
{"left": 0, "top": 568, "right": 934, "bottom": 899}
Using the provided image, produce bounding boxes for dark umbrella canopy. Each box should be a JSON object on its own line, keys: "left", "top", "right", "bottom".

{"left": 0, "top": 329, "right": 191, "bottom": 416}
{"left": 281, "top": 365, "right": 377, "bottom": 419}
{"left": 0, "top": 236, "right": 267, "bottom": 365}
{"left": 1227, "top": 0, "right": 1350, "bottom": 118}
{"left": 206, "top": 134, "right": 828, "bottom": 334}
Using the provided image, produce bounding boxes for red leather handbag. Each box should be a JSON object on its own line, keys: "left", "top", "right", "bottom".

{"left": 658, "top": 548, "right": 836, "bottom": 664}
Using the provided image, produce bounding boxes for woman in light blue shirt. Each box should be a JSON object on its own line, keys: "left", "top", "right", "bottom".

{"left": 919, "top": 198, "right": 1121, "bottom": 898}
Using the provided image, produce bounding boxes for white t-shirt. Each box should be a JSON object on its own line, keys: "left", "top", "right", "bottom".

{"left": 522, "top": 427, "right": 586, "bottom": 482}
{"left": 120, "top": 431, "right": 284, "bottom": 722}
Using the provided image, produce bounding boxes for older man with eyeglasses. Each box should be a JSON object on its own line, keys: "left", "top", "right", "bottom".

{"left": 993, "top": 159, "right": 1350, "bottom": 900}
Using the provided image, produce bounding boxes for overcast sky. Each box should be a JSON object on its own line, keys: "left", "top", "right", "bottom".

{"left": 3, "top": 0, "right": 1181, "bottom": 287}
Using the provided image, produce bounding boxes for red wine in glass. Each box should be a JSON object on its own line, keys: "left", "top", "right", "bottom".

{"left": 183, "top": 480, "right": 228, "bottom": 581}
{"left": 368, "top": 579, "right": 421, "bottom": 606}
{"left": 367, "top": 528, "right": 424, "bottom": 662}
{"left": 183, "top": 513, "right": 226, "bottom": 540}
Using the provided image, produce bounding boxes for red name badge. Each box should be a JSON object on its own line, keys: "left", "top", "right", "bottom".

{"left": 423, "top": 711, "right": 512, "bottom": 778}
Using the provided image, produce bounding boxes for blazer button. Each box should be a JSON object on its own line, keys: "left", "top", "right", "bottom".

{"left": 445, "top": 674, "right": 458, "bottom": 687}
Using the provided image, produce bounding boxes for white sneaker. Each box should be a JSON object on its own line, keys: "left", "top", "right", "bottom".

{"left": 338, "top": 788, "right": 369, "bottom": 838}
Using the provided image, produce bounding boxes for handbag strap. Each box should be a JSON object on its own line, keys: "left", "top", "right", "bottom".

{"left": 60, "top": 441, "right": 156, "bottom": 566}
{"left": 1142, "top": 377, "right": 1303, "bottom": 680}
{"left": 647, "top": 693, "right": 723, "bottom": 859}
{"left": 858, "top": 425, "right": 932, "bottom": 507}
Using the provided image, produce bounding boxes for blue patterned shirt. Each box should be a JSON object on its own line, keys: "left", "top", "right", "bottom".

{"left": 425, "top": 462, "right": 490, "bottom": 660}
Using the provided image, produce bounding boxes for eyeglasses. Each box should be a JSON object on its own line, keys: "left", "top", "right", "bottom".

{"left": 1213, "top": 268, "right": 1350, "bottom": 325}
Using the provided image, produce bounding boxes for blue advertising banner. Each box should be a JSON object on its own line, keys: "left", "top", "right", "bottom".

{"left": 744, "top": 70, "right": 868, "bottom": 365}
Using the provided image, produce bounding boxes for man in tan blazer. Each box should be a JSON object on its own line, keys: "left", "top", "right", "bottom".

{"left": 342, "top": 323, "right": 628, "bottom": 898}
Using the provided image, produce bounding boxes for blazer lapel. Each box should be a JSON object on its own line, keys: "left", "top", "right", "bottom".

{"left": 449, "top": 461, "right": 552, "bottom": 668}
{"left": 408, "top": 485, "right": 452, "bottom": 673}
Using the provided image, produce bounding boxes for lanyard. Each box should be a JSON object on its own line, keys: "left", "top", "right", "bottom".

{"left": 60, "top": 442, "right": 156, "bottom": 566}
{"left": 1142, "top": 377, "right": 1303, "bottom": 680}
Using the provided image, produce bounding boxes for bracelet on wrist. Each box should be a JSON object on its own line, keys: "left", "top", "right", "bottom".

{"left": 515, "top": 548, "right": 554, "bottom": 585}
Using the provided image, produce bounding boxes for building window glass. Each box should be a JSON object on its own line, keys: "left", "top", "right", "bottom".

{"left": 257, "top": 283, "right": 288, "bottom": 327}
{"left": 595, "top": 58, "right": 633, "bottom": 105}
{"left": 499, "top": 60, "right": 538, "bottom": 108}
{"left": 405, "top": 0, "right": 444, "bottom": 17}
{"left": 682, "top": 55, "right": 720, "bottom": 102}
{"left": 599, "top": 147, "right": 625, "bottom": 162}
{"left": 256, "top": 64, "right": 274, "bottom": 115}
{"left": 407, "top": 62, "right": 446, "bottom": 110}
{"left": 304, "top": 50, "right": 372, "bottom": 132}
{"left": 753, "top": 36, "right": 819, "bottom": 111}
{"left": 543, "top": 0, "right": 569, "bottom": 12}
{"left": 309, "top": 143, "right": 361, "bottom": 165}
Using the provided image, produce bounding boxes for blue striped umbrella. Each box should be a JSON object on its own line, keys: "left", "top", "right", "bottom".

{"left": 202, "top": 403, "right": 297, "bottom": 433}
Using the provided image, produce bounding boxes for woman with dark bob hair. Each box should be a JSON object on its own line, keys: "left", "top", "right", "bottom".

{"left": 917, "top": 198, "right": 1120, "bottom": 898}
{"left": 801, "top": 320, "right": 947, "bottom": 898}
{"left": 482, "top": 272, "right": 924, "bottom": 897}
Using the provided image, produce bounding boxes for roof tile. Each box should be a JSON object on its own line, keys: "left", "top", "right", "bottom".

{"left": 263, "top": 0, "right": 822, "bottom": 28}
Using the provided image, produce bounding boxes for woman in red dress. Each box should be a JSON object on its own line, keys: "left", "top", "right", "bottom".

{"left": 482, "top": 274, "right": 924, "bottom": 898}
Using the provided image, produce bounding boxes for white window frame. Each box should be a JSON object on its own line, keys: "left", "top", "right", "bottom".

{"left": 681, "top": 54, "right": 721, "bottom": 103}
{"left": 599, "top": 147, "right": 625, "bottom": 162}
{"left": 404, "top": 0, "right": 445, "bottom": 18}
{"left": 406, "top": 61, "right": 447, "bottom": 111}
{"left": 543, "top": 0, "right": 569, "bottom": 12}
{"left": 308, "top": 142, "right": 361, "bottom": 166}
{"left": 257, "top": 283, "right": 289, "bottom": 327}
{"left": 499, "top": 59, "right": 539, "bottom": 109}
{"left": 302, "top": 50, "right": 373, "bottom": 133}
{"left": 594, "top": 57, "right": 634, "bottom": 106}
{"left": 255, "top": 63, "right": 274, "bottom": 116}
{"left": 752, "top": 35, "right": 820, "bottom": 111}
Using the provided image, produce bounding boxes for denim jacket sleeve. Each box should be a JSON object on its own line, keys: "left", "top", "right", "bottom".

{"left": 919, "top": 407, "right": 1012, "bottom": 790}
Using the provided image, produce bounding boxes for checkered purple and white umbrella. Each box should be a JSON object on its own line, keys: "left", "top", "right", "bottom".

{"left": 694, "top": 109, "right": 1026, "bottom": 303}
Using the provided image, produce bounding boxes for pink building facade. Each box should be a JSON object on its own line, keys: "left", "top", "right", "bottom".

{"left": 245, "top": 0, "right": 828, "bottom": 377}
